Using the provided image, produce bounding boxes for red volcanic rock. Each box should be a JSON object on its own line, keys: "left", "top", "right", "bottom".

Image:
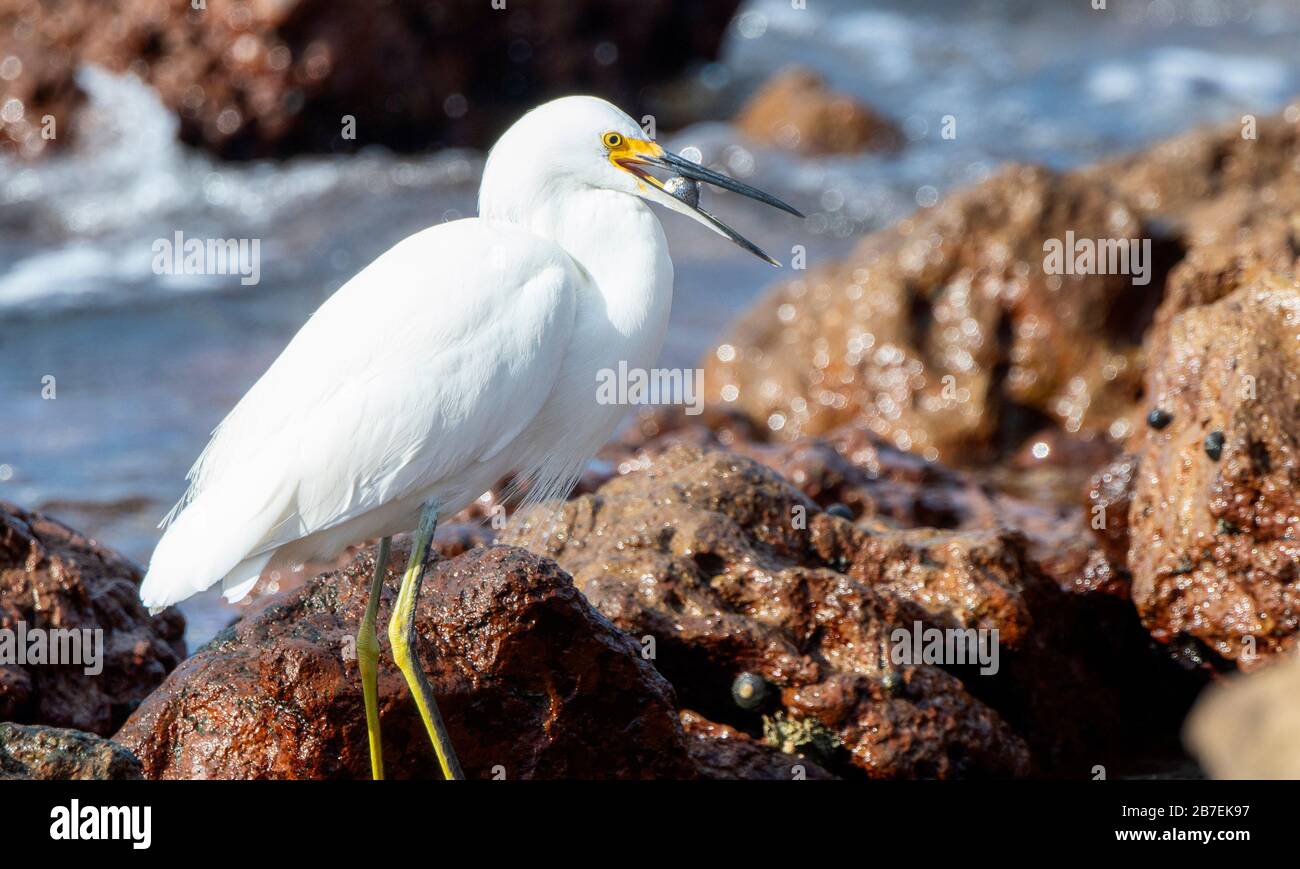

{"left": 0, "top": 0, "right": 742, "bottom": 159}
{"left": 1083, "top": 455, "right": 1137, "bottom": 579}
{"left": 501, "top": 443, "right": 1167, "bottom": 777}
{"left": 610, "top": 408, "right": 1030, "bottom": 529}
{"left": 0, "top": 721, "right": 143, "bottom": 780}
{"left": 703, "top": 165, "right": 1164, "bottom": 464}
{"left": 1127, "top": 271, "right": 1300, "bottom": 667}
{"left": 1151, "top": 206, "right": 1299, "bottom": 358}
{"left": 1084, "top": 98, "right": 1300, "bottom": 219}
{"left": 0, "top": 502, "right": 185, "bottom": 735}
{"left": 1084, "top": 99, "right": 1300, "bottom": 367}
{"left": 0, "top": 1, "right": 84, "bottom": 157}
{"left": 735, "top": 66, "right": 901, "bottom": 155}
{"left": 603, "top": 409, "right": 1100, "bottom": 594}
{"left": 115, "top": 544, "right": 697, "bottom": 779}
{"left": 681, "top": 710, "right": 836, "bottom": 780}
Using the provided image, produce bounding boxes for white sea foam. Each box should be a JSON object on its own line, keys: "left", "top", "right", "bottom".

{"left": 0, "top": 67, "right": 481, "bottom": 312}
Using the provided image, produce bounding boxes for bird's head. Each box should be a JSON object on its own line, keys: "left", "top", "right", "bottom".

{"left": 479, "top": 96, "right": 803, "bottom": 266}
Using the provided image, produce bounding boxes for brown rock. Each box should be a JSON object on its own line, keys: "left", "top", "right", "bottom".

{"left": 0, "top": 721, "right": 143, "bottom": 779}
{"left": 0, "top": 1, "right": 84, "bottom": 158}
{"left": 1151, "top": 241, "right": 1296, "bottom": 372}
{"left": 501, "top": 443, "right": 1167, "bottom": 777}
{"left": 1083, "top": 454, "right": 1137, "bottom": 573}
{"left": 1084, "top": 101, "right": 1300, "bottom": 363}
{"left": 0, "top": 502, "right": 185, "bottom": 735}
{"left": 1070, "top": 455, "right": 1140, "bottom": 602}
{"left": 1, "top": 0, "right": 741, "bottom": 159}
{"left": 704, "top": 165, "right": 1167, "bottom": 464}
{"left": 1184, "top": 654, "right": 1300, "bottom": 779}
{"left": 734, "top": 66, "right": 901, "bottom": 155}
{"left": 1084, "top": 99, "right": 1300, "bottom": 219}
{"left": 1128, "top": 272, "right": 1300, "bottom": 666}
{"left": 744, "top": 427, "right": 1191, "bottom": 757}
{"left": 609, "top": 408, "right": 1006, "bottom": 530}
{"left": 114, "top": 544, "right": 696, "bottom": 779}
{"left": 604, "top": 409, "right": 1105, "bottom": 597}
{"left": 681, "top": 710, "right": 836, "bottom": 780}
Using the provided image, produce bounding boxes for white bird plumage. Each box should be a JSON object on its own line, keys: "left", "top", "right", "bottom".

{"left": 141, "top": 97, "right": 667, "bottom": 610}
{"left": 140, "top": 94, "right": 799, "bottom": 615}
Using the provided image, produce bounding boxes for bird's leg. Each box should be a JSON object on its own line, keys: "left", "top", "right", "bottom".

{"left": 387, "top": 501, "right": 465, "bottom": 780}
{"left": 357, "top": 535, "right": 390, "bottom": 780}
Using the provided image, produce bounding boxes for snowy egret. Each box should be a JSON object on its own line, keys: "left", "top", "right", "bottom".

{"left": 140, "top": 95, "right": 802, "bottom": 780}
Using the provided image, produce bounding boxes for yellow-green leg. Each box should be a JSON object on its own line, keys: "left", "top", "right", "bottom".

{"left": 387, "top": 501, "right": 465, "bottom": 780}
{"left": 358, "top": 535, "right": 390, "bottom": 780}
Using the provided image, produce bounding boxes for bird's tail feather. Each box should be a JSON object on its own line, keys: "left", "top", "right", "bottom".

{"left": 220, "top": 551, "right": 276, "bottom": 605}
{"left": 141, "top": 473, "right": 293, "bottom": 612}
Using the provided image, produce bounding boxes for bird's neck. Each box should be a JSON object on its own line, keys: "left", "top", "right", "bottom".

{"left": 485, "top": 185, "right": 673, "bottom": 342}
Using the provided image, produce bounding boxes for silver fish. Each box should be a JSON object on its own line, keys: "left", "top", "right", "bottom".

{"left": 663, "top": 175, "right": 700, "bottom": 208}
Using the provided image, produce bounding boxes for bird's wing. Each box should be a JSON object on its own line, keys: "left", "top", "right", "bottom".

{"left": 143, "top": 218, "right": 580, "bottom": 606}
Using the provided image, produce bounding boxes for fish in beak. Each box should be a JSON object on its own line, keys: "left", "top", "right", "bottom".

{"left": 609, "top": 138, "right": 804, "bottom": 266}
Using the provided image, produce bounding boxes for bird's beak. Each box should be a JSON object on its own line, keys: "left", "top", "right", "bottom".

{"left": 612, "top": 140, "right": 804, "bottom": 267}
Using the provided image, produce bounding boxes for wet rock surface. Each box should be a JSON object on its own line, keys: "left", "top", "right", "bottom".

{"left": 699, "top": 99, "right": 1300, "bottom": 691}
{"left": 501, "top": 443, "right": 1186, "bottom": 777}
{"left": 681, "top": 709, "right": 836, "bottom": 779}
{"left": 1127, "top": 272, "right": 1300, "bottom": 666}
{"left": 606, "top": 409, "right": 1099, "bottom": 595}
{"left": 703, "top": 164, "right": 1170, "bottom": 464}
{"left": 1090, "top": 101, "right": 1300, "bottom": 366}
{"left": 114, "top": 544, "right": 696, "bottom": 779}
{"left": 0, "top": 721, "right": 143, "bottom": 780}
{"left": 0, "top": 502, "right": 185, "bottom": 735}
{"left": 1, "top": 0, "right": 740, "bottom": 159}
{"left": 1050, "top": 103, "right": 1300, "bottom": 671}
{"left": 1082, "top": 454, "right": 1137, "bottom": 595}
{"left": 734, "top": 66, "right": 901, "bottom": 155}
{"left": 1085, "top": 100, "right": 1300, "bottom": 222}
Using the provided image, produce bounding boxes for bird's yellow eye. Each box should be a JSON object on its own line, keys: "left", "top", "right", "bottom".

{"left": 602, "top": 132, "right": 623, "bottom": 149}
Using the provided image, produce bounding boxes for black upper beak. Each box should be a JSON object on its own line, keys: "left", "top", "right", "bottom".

{"left": 641, "top": 150, "right": 804, "bottom": 267}
{"left": 654, "top": 151, "right": 805, "bottom": 219}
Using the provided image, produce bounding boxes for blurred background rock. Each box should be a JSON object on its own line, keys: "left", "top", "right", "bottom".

{"left": 0, "top": 0, "right": 742, "bottom": 159}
